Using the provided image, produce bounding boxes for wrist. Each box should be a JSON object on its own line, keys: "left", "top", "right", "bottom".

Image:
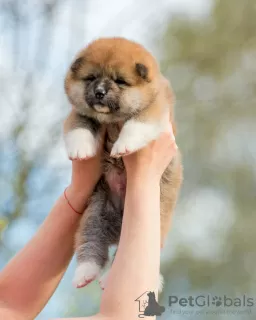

{"left": 125, "top": 174, "right": 161, "bottom": 216}
{"left": 71, "top": 159, "right": 101, "bottom": 196}
{"left": 126, "top": 169, "right": 161, "bottom": 187}
{"left": 126, "top": 171, "right": 160, "bottom": 191}
{"left": 68, "top": 183, "right": 91, "bottom": 197}
{"left": 65, "top": 185, "right": 91, "bottom": 214}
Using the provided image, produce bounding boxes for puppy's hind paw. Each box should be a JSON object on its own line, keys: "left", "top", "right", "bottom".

{"left": 73, "top": 261, "right": 101, "bottom": 289}
{"left": 65, "top": 128, "right": 98, "bottom": 160}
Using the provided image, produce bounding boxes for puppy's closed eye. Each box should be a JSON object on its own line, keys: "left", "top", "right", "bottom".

{"left": 115, "top": 78, "right": 130, "bottom": 86}
{"left": 83, "top": 74, "right": 96, "bottom": 82}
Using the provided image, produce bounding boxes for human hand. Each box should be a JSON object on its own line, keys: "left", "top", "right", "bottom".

{"left": 123, "top": 124, "right": 177, "bottom": 184}
{"left": 66, "top": 128, "right": 105, "bottom": 212}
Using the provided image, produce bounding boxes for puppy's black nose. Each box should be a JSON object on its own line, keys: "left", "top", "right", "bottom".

{"left": 95, "top": 86, "right": 106, "bottom": 100}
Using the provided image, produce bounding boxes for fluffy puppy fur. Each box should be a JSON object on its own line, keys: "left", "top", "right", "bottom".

{"left": 63, "top": 37, "right": 183, "bottom": 290}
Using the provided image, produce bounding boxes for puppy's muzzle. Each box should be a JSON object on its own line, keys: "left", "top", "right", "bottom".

{"left": 86, "top": 80, "right": 119, "bottom": 113}
{"left": 94, "top": 84, "right": 107, "bottom": 100}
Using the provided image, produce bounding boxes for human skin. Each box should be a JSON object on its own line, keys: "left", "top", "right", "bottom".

{"left": 0, "top": 127, "right": 177, "bottom": 320}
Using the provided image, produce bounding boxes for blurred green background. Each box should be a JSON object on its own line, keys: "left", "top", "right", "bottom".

{"left": 0, "top": 0, "right": 255, "bottom": 319}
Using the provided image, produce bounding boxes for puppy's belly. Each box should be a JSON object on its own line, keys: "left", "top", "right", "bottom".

{"left": 105, "top": 168, "right": 126, "bottom": 200}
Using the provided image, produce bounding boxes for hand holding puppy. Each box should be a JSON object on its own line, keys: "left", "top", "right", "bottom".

{"left": 123, "top": 124, "right": 177, "bottom": 183}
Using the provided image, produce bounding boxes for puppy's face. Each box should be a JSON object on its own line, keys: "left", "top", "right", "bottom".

{"left": 65, "top": 38, "right": 160, "bottom": 123}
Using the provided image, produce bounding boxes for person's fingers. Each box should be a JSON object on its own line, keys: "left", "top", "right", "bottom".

{"left": 168, "top": 134, "right": 178, "bottom": 151}
{"left": 159, "top": 130, "right": 178, "bottom": 156}
{"left": 165, "top": 122, "right": 175, "bottom": 141}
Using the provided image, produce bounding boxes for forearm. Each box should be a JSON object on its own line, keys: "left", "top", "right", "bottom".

{"left": 100, "top": 175, "right": 161, "bottom": 319}
{"left": 0, "top": 186, "right": 89, "bottom": 320}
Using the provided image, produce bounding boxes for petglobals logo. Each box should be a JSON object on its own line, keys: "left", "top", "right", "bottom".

{"left": 135, "top": 291, "right": 165, "bottom": 318}
{"left": 169, "top": 295, "right": 255, "bottom": 308}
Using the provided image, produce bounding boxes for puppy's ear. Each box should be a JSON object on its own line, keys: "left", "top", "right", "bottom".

{"left": 135, "top": 63, "right": 148, "bottom": 80}
{"left": 71, "top": 57, "right": 84, "bottom": 73}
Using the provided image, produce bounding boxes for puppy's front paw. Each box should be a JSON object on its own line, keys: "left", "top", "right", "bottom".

{"left": 65, "top": 128, "right": 98, "bottom": 160}
{"left": 110, "top": 137, "right": 134, "bottom": 158}
{"left": 111, "top": 121, "right": 160, "bottom": 158}
{"left": 73, "top": 261, "right": 101, "bottom": 288}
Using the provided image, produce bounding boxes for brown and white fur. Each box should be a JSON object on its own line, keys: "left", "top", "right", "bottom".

{"left": 63, "top": 37, "right": 183, "bottom": 291}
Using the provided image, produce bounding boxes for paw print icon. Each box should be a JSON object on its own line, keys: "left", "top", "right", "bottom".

{"left": 212, "top": 296, "right": 222, "bottom": 307}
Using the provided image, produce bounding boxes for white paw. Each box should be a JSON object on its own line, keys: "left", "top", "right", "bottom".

{"left": 111, "top": 120, "right": 161, "bottom": 157}
{"left": 111, "top": 135, "right": 141, "bottom": 157}
{"left": 99, "top": 270, "right": 109, "bottom": 290}
{"left": 65, "top": 128, "right": 98, "bottom": 160}
{"left": 73, "top": 261, "right": 101, "bottom": 288}
{"left": 158, "top": 273, "right": 164, "bottom": 292}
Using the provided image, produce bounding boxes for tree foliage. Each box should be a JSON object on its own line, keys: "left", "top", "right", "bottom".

{"left": 159, "top": 1, "right": 256, "bottom": 318}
